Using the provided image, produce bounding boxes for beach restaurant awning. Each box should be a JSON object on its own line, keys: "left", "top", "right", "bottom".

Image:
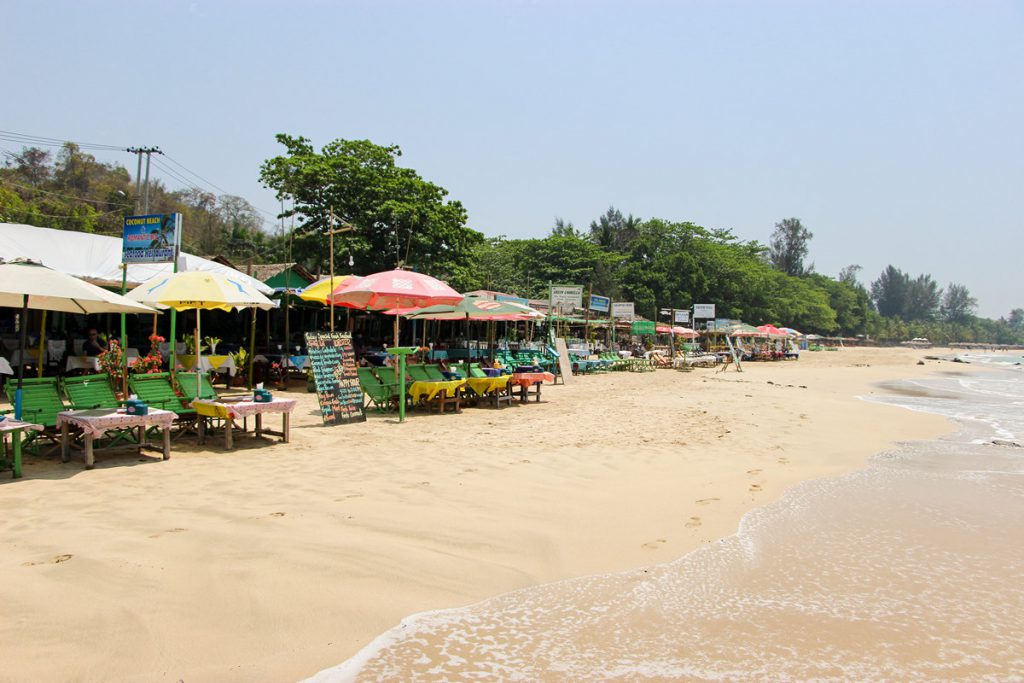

{"left": 0, "top": 222, "right": 274, "bottom": 295}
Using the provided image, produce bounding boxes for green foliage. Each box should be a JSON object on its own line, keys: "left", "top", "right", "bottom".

{"left": 258, "top": 135, "right": 483, "bottom": 283}
{"left": 768, "top": 217, "right": 814, "bottom": 277}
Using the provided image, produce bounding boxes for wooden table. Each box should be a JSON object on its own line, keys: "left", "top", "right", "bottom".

{"left": 192, "top": 398, "right": 297, "bottom": 449}
{"left": 57, "top": 408, "right": 175, "bottom": 469}
{"left": 1, "top": 419, "right": 44, "bottom": 478}
{"left": 510, "top": 371, "right": 555, "bottom": 403}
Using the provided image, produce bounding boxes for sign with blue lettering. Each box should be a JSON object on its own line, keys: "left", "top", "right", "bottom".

{"left": 589, "top": 294, "right": 610, "bottom": 312}
{"left": 122, "top": 213, "right": 180, "bottom": 263}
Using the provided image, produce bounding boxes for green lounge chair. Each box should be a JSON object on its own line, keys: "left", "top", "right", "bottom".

{"left": 63, "top": 373, "right": 120, "bottom": 410}
{"left": 176, "top": 372, "right": 219, "bottom": 402}
{"left": 3, "top": 376, "right": 64, "bottom": 451}
{"left": 128, "top": 372, "right": 196, "bottom": 436}
{"left": 358, "top": 366, "right": 400, "bottom": 413}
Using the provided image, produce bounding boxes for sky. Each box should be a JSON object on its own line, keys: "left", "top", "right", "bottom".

{"left": 1, "top": 0, "right": 1021, "bottom": 317}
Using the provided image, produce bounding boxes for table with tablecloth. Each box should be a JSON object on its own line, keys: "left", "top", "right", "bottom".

{"left": 192, "top": 397, "right": 297, "bottom": 449}
{"left": 463, "top": 375, "right": 513, "bottom": 407}
{"left": 66, "top": 355, "right": 101, "bottom": 373}
{"left": 1, "top": 419, "right": 44, "bottom": 478}
{"left": 407, "top": 379, "right": 465, "bottom": 413}
{"left": 176, "top": 354, "right": 237, "bottom": 376}
{"left": 510, "top": 371, "right": 555, "bottom": 402}
{"left": 57, "top": 407, "right": 175, "bottom": 469}
{"left": 0, "top": 357, "right": 12, "bottom": 376}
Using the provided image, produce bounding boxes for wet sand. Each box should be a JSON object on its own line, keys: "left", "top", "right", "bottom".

{"left": 0, "top": 347, "right": 951, "bottom": 681}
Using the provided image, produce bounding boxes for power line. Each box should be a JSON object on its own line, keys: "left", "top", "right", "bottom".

{"left": 3, "top": 128, "right": 280, "bottom": 219}
{"left": 0, "top": 130, "right": 126, "bottom": 152}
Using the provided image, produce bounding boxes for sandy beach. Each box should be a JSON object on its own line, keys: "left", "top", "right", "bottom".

{"left": 0, "top": 347, "right": 952, "bottom": 682}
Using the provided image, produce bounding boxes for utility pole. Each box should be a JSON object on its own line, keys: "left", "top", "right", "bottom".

{"left": 126, "top": 146, "right": 162, "bottom": 213}
{"left": 327, "top": 208, "right": 354, "bottom": 332}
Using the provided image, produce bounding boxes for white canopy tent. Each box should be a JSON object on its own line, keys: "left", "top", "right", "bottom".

{"left": 0, "top": 223, "right": 274, "bottom": 295}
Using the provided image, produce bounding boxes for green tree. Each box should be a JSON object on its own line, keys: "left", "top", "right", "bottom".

{"left": 871, "top": 265, "right": 909, "bottom": 318}
{"left": 940, "top": 283, "right": 977, "bottom": 324}
{"left": 904, "top": 274, "right": 942, "bottom": 321}
{"left": 768, "top": 217, "right": 814, "bottom": 277}
{"left": 259, "top": 135, "right": 483, "bottom": 283}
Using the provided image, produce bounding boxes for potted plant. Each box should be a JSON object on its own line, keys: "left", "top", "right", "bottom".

{"left": 268, "top": 361, "right": 287, "bottom": 390}
{"left": 97, "top": 339, "right": 125, "bottom": 392}
{"left": 204, "top": 336, "right": 222, "bottom": 355}
{"left": 230, "top": 348, "right": 249, "bottom": 387}
{"left": 130, "top": 348, "right": 163, "bottom": 375}
{"left": 183, "top": 333, "right": 207, "bottom": 356}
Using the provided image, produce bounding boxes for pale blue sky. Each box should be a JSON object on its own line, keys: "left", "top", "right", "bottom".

{"left": 2, "top": 0, "right": 1021, "bottom": 316}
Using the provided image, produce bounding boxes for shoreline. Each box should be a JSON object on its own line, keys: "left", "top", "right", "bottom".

{"left": 0, "top": 347, "right": 954, "bottom": 682}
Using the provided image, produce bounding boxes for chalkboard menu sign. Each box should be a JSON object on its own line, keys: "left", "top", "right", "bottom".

{"left": 305, "top": 332, "right": 367, "bottom": 425}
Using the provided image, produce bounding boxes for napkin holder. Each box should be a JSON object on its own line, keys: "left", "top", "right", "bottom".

{"left": 253, "top": 389, "right": 273, "bottom": 403}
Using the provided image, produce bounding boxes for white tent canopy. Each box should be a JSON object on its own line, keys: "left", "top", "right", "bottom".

{"left": 0, "top": 223, "right": 274, "bottom": 295}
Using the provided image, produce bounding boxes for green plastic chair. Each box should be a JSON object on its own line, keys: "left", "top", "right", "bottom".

{"left": 4, "top": 377, "right": 65, "bottom": 451}
{"left": 128, "top": 372, "right": 196, "bottom": 435}
{"left": 176, "top": 372, "right": 219, "bottom": 402}
{"left": 358, "top": 367, "right": 398, "bottom": 413}
{"left": 63, "top": 373, "right": 120, "bottom": 410}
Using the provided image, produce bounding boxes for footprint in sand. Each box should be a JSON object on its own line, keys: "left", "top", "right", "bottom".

{"left": 685, "top": 517, "right": 702, "bottom": 528}
{"left": 777, "top": 457, "right": 790, "bottom": 464}
{"left": 269, "top": 512, "right": 286, "bottom": 517}
{"left": 749, "top": 484, "right": 762, "bottom": 492}
{"left": 23, "top": 554, "right": 73, "bottom": 566}
{"left": 401, "top": 481, "right": 431, "bottom": 488}
{"left": 148, "top": 528, "right": 186, "bottom": 538}
{"left": 746, "top": 469, "right": 762, "bottom": 475}
{"left": 695, "top": 497, "right": 720, "bottom": 505}
{"left": 335, "top": 493, "right": 364, "bottom": 502}
{"left": 641, "top": 539, "right": 667, "bottom": 550}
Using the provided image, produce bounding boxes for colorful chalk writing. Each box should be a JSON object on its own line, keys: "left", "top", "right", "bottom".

{"left": 304, "top": 332, "right": 367, "bottom": 425}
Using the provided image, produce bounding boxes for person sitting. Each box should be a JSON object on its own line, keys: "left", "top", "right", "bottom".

{"left": 83, "top": 329, "right": 108, "bottom": 356}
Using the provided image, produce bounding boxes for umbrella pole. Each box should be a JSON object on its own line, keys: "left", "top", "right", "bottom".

{"left": 248, "top": 307, "right": 257, "bottom": 389}
{"left": 196, "top": 310, "right": 202, "bottom": 396}
{"left": 393, "top": 315, "right": 400, "bottom": 381}
{"left": 36, "top": 310, "right": 46, "bottom": 379}
{"left": 14, "top": 295, "right": 29, "bottom": 419}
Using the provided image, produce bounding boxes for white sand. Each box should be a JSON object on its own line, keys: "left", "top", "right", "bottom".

{"left": 0, "top": 347, "right": 951, "bottom": 682}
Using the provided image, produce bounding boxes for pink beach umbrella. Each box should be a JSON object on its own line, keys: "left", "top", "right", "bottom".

{"left": 330, "top": 269, "right": 463, "bottom": 310}
{"left": 331, "top": 269, "right": 464, "bottom": 350}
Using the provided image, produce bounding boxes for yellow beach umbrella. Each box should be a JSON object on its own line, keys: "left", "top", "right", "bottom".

{"left": 297, "top": 275, "right": 363, "bottom": 305}
{"left": 127, "top": 271, "right": 275, "bottom": 388}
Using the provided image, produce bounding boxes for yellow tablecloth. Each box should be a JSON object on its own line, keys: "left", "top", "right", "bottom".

{"left": 465, "top": 376, "right": 510, "bottom": 396}
{"left": 409, "top": 379, "right": 465, "bottom": 403}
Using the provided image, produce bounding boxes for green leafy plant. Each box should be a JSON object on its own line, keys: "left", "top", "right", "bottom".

{"left": 183, "top": 333, "right": 206, "bottom": 355}
{"left": 204, "top": 336, "right": 222, "bottom": 354}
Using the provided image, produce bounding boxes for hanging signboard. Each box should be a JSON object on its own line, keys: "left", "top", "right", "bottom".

{"left": 549, "top": 285, "right": 583, "bottom": 310}
{"left": 611, "top": 302, "right": 635, "bottom": 319}
{"left": 631, "top": 321, "right": 656, "bottom": 335}
{"left": 675, "top": 310, "right": 690, "bottom": 323}
{"left": 122, "top": 213, "right": 180, "bottom": 263}
{"left": 304, "top": 332, "right": 366, "bottom": 425}
{"left": 589, "top": 294, "right": 610, "bottom": 313}
{"left": 693, "top": 303, "right": 716, "bottom": 319}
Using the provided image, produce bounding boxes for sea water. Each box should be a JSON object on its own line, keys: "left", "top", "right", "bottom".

{"left": 308, "top": 359, "right": 1024, "bottom": 681}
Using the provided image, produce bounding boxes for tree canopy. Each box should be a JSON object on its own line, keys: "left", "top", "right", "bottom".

{"left": 2, "top": 136, "right": 1020, "bottom": 345}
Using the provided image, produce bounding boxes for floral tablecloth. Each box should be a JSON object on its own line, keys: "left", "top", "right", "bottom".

{"left": 192, "top": 398, "right": 297, "bottom": 419}
{"left": 57, "top": 408, "right": 176, "bottom": 438}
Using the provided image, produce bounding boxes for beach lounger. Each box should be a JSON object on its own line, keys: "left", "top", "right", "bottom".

{"left": 63, "top": 373, "right": 121, "bottom": 410}
{"left": 358, "top": 367, "right": 402, "bottom": 413}
{"left": 128, "top": 372, "right": 196, "bottom": 437}
{"left": 3, "top": 376, "right": 64, "bottom": 452}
